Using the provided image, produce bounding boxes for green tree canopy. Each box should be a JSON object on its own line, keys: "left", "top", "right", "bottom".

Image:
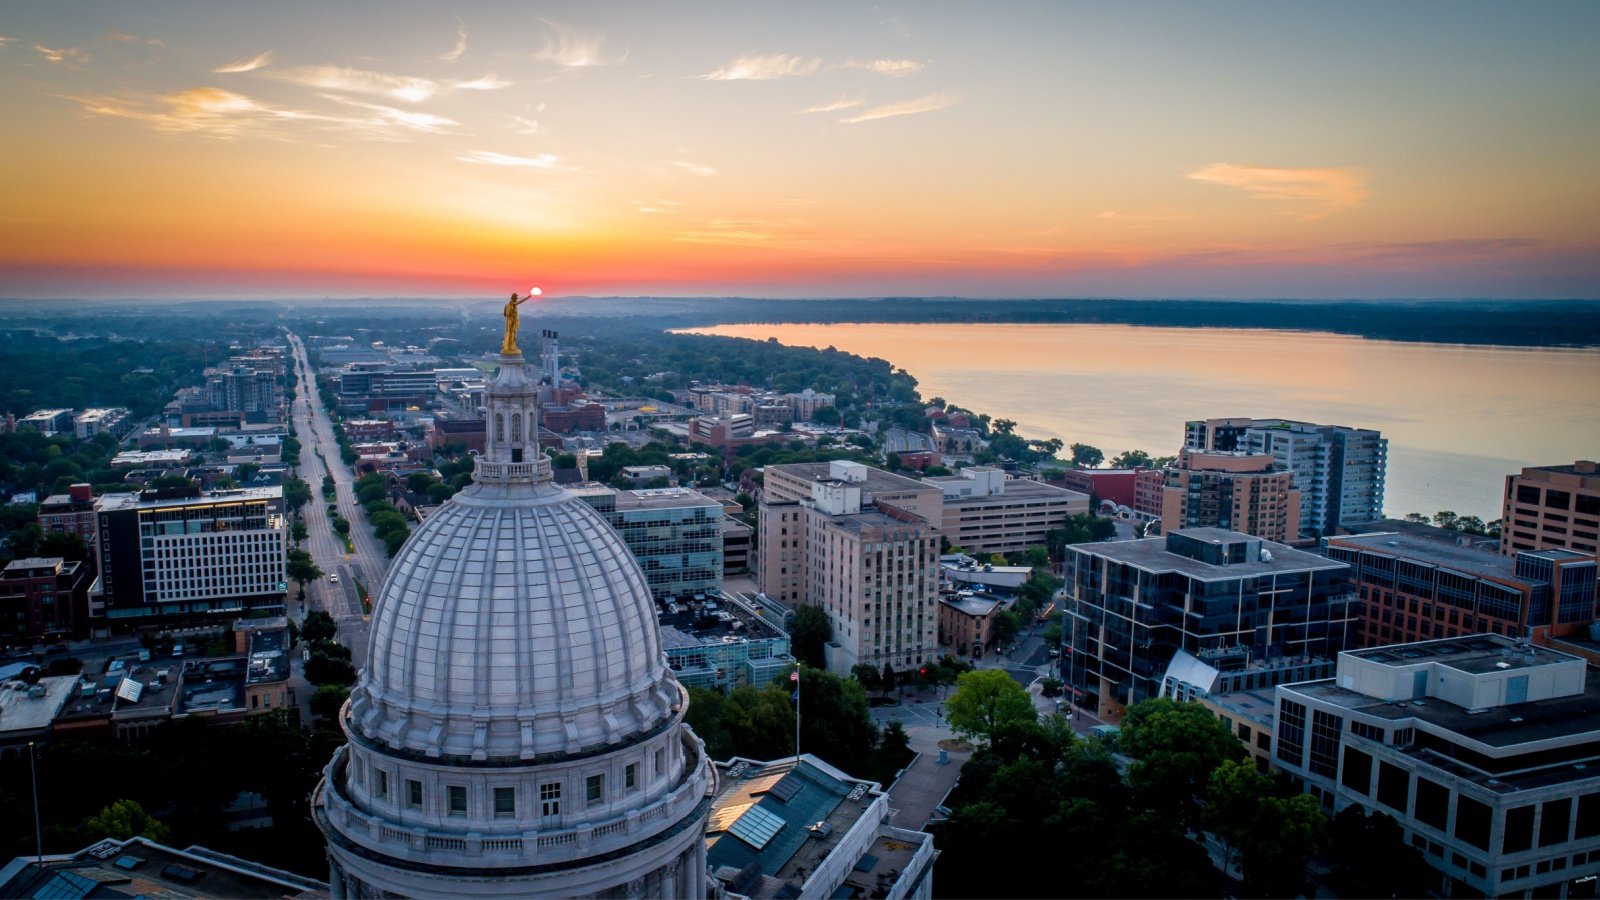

{"left": 1119, "top": 697, "right": 1244, "bottom": 825}
{"left": 1069, "top": 443, "right": 1104, "bottom": 467}
{"left": 946, "top": 669, "right": 1036, "bottom": 744}
{"left": 789, "top": 605, "right": 832, "bottom": 669}
{"left": 83, "top": 799, "right": 170, "bottom": 842}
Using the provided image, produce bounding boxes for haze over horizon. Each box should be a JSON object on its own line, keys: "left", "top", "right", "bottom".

{"left": 3, "top": 1, "right": 1598, "bottom": 300}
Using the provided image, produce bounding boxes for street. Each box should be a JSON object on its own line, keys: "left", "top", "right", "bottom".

{"left": 285, "top": 332, "right": 384, "bottom": 668}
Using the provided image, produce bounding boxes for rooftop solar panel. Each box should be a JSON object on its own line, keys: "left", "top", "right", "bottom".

{"left": 114, "top": 678, "right": 143, "bottom": 704}
{"left": 766, "top": 773, "right": 803, "bottom": 803}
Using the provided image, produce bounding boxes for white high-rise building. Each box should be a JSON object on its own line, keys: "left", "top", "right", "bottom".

{"left": 313, "top": 334, "right": 712, "bottom": 898}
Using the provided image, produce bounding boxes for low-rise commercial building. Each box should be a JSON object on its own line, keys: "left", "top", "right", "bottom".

{"left": 1326, "top": 531, "right": 1597, "bottom": 646}
{"left": 924, "top": 466, "right": 1088, "bottom": 556}
{"left": 37, "top": 483, "right": 98, "bottom": 546}
{"left": 938, "top": 593, "right": 1002, "bottom": 658}
{"left": 0, "top": 836, "right": 326, "bottom": 899}
{"left": 17, "top": 408, "right": 74, "bottom": 435}
{"left": 659, "top": 594, "right": 792, "bottom": 691}
{"left": 1273, "top": 636, "right": 1600, "bottom": 898}
{"left": 1064, "top": 528, "right": 1355, "bottom": 721}
{"left": 0, "top": 557, "right": 92, "bottom": 642}
{"left": 707, "top": 755, "right": 936, "bottom": 900}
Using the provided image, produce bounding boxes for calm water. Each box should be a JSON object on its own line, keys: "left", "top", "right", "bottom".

{"left": 685, "top": 322, "right": 1600, "bottom": 522}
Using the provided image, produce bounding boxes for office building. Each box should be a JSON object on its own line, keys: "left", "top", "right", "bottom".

{"left": 759, "top": 461, "right": 941, "bottom": 606}
{"left": 17, "top": 408, "right": 73, "bottom": 435}
{"left": 204, "top": 365, "right": 282, "bottom": 422}
{"left": 95, "top": 486, "right": 287, "bottom": 624}
{"left": 924, "top": 466, "right": 1089, "bottom": 555}
{"left": 707, "top": 755, "right": 935, "bottom": 900}
{"left": 572, "top": 484, "right": 725, "bottom": 602}
{"left": 1273, "top": 635, "right": 1600, "bottom": 898}
{"left": 759, "top": 462, "right": 941, "bottom": 672}
{"left": 314, "top": 340, "right": 713, "bottom": 899}
{"left": 1327, "top": 531, "right": 1598, "bottom": 646}
{"left": 1501, "top": 461, "right": 1600, "bottom": 557}
{"left": 1063, "top": 528, "right": 1356, "bottom": 721}
{"left": 1185, "top": 417, "right": 1388, "bottom": 538}
{"left": 660, "top": 593, "right": 792, "bottom": 691}
{"left": 1162, "top": 448, "right": 1301, "bottom": 544}
{"left": 722, "top": 515, "right": 753, "bottom": 575}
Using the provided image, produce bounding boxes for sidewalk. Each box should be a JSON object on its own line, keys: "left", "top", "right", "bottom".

{"left": 887, "top": 723, "right": 971, "bottom": 831}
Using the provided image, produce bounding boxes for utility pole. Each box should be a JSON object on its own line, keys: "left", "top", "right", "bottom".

{"left": 791, "top": 667, "right": 801, "bottom": 761}
{"left": 29, "top": 741, "right": 42, "bottom": 863}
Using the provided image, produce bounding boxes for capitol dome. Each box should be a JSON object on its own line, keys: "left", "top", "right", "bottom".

{"left": 350, "top": 478, "right": 677, "bottom": 759}
{"left": 314, "top": 320, "right": 712, "bottom": 900}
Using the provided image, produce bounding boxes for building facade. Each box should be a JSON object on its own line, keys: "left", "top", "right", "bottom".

{"left": 1185, "top": 417, "right": 1387, "bottom": 538}
{"left": 1273, "top": 636, "right": 1600, "bottom": 898}
{"left": 37, "top": 483, "right": 98, "bottom": 546}
{"left": 0, "top": 557, "right": 91, "bottom": 642}
{"left": 95, "top": 486, "right": 287, "bottom": 624}
{"left": 1063, "top": 528, "right": 1356, "bottom": 721}
{"left": 1500, "top": 461, "right": 1600, "bottom": 558}
{"left": 1162, "top": 448, "right": 1301, "bottom": 544}
{"left": 573, "top": 484, "right": 726, "bottom": 602}
{"left": 923, "top": 466, "right": 1089, "bottom": 556}
{"left": 1326, "top": 531, "right": 1598, "bottom": 646}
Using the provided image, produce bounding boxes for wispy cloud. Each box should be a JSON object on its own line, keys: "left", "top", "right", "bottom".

{"left": 267, "top": 65, "right": 440, "bottom": 102}
{"left": 1187, "top": 163, "right": 1368, "bottom": 215}
{"left": 454, "top": 74, "right": 510, "bottom": 90}
{"left": 511, "top": 115, "right": 540, "bottom": 134}
{"left": 534, "top": 20, "right": 624, "bottom": 67}
{"left": 1097, "top": 210, "right": 1195, "bottom": 223}
{"left": 839, "top": 91, "right": 956, "bottom": 124}
{"left": 33, "top": 43, "right": 88, "bottom": 64}
{"left": 213, "top": 50, "right": 272, "bottom": 74}
{"left": 458, "top": 150, "right": 558, "bottom": 168}
{"left": 669, "top": 161, "right": 718, "bottom": 177}
{"left": 0, "top": 35, "right": 16, "bottom": 47}
{"left": 839, "top": 58, "right": 924, "bottom": 77}
{"left": 440, "top": 17, "right": 467, "bottom": 62}
{"left": 799, "top": 96, "right": 863, "bottom": 114}
{"left": 701, "top": 53, "right": 822, "bottom": 81}
{"left": 323, "top": 96, "right": 457, "bottom": 133}
{"left": 73, "top": 87, "right": 296, "bottom": 139}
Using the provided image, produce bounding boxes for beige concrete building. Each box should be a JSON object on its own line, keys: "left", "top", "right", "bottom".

{"left": 757, "top": 462, "right": 941, "bottom": 673}
{"left": 759, "top": 461, "right": 940, "bottom": 606}
{"left": 1501, "top": 460, "right": 1600, "bottom": 558}
{"left": 923, "top": 466, "right": 1088, "bottom": 555}
{"left": 1162, "top": 448, "right": 1301, "bottom": 544}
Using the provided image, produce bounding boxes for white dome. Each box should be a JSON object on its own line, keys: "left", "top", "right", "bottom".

{"left": 349, "top": 479, "right": 677, "bottom": 760}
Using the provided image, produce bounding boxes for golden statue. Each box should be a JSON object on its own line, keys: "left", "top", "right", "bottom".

{"left": 501, "top": 288, "right": 539, "bottom": 355}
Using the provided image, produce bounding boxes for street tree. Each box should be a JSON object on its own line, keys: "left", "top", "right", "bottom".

{"left": 1326, "top": 806, "right": 1433, "bottom": 899}
{"left": 1110, "top": 449, "right": 1154, "bottom": 469}
{"left": 1119, "top": 697, "right": 1244, "bottom": 825}
{"left": 1205, "top": 758, "right": 1271, "bottom": 872}
{"left": 84, "top": 799, "right": 170, "bottom": 842}
{"left": 286, "top": 549, "right": 323, "bottom": 598}
{"left": 851, "top": 663, "right": 881, "bottom": 693}
{"left": 302, "top": 610, "right": 337, "bottom": 643}
{"left": 1241, "top": 794, "right": 1326, "bottom": 898}
{"left": 991, "top": 609, "right": 1022, "bottom": 646}
{"left": 789, "top": 605, "right": 832, "bottom": 669}
{"left": 946, "top": 669, "right": 1036, "bottom": 744}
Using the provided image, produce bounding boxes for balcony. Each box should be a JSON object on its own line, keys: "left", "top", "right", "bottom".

{"left": 314, "top": 730, "right": 712, "bottom": 868}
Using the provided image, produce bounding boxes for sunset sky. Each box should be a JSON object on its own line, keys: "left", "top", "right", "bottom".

{"left": 3, "top": 1, "right": 1598, "bottom": 300}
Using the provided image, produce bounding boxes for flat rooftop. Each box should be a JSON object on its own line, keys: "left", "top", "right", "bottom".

{"left": 1349, "top": 635, "right": 1571, "bottom": 675}
{"left": 1329, "top": 531, "right": 1522, "bottom": 582}
{"left": 706, "top": 757, "right": 881, "bottom": 899}
{"left": 1205, "top": 687, "right": 1278, "bottom": 726}
{"left": 766, "top": 462, "right": 932, "bottom": 495}
{"left": 658, "top": 595, "right": 785, "bottom": 647}
{"left": 617, "top": 486, "right": 722, "bottom": 511}
{"left": 818, "top": 508, "right": 936, "bottom": 536}
{"left": 0, "top": 836, "right": 324, "bottom": 899}
{"left": 1285, "top": 666, "right": 1600, "bottom": 752}
{"left": 0, "top": 675, "right": 77, "bottom": 734}
{"left": 1071, "top": 533, "right": 1344, "bottom": 580}
{"left": 97, "top": 486, "right": 282, "bottom": 512}
{"left": 941, "top": 594, "right": 1002, "bottom": 617}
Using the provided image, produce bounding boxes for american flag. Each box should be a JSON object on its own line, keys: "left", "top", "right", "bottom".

{"left": 790, "top": 670, "right": 799, "bottom": 682}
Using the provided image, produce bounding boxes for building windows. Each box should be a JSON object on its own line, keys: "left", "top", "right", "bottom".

{"left": 655, "top": 747, "right": 666, "bottom": 777}
{"left": 448, "top": 785, "right": 467, "bottom": 816}
{"left": 539, "top": 782, "right": 562, "bottom": 821}
{"left": 586, "top": 773, "right": 605, "bottom": 806}
{"left": 375, "top": 768, "right": 388, "bottom": 799}
{"left": 1456, "top": 795, "right": 1492, "bottom": 851}
{"left": 1276, "top": 700, "right": 1307, "bottom": 767}
{"left": 1503, "top": 805, "right": 1535, "bottom": 854}
{"left": 493, "top": 787, "right": 516, "bottom": 818}
{"left": 1350, "top": 720, "right": 1384, "bottom": 742}
{"left": 1308, "top": 710, "right": 1343, "bottom": 779}
{"left": 406, "top": 778, "right": 423, "bottom": 809}
{"left": 1541, "top": 797, "right": 1573, "bottom": 847}
{"left": 625, "top": 763, "right": 638, "bottom": 793}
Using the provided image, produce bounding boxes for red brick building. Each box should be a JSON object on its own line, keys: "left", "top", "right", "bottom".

{"left": 38, "top": 484, "right": 97, "bottom": 546}
{"left": 0, "top": 557, "right": 92, "bottom": 642}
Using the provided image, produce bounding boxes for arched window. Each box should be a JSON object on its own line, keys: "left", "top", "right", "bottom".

{"left": 495, "top": 413, "right": 505, "bottom": 443}
{"left": 512, "top": 413, "right": 523, "bottom": 442}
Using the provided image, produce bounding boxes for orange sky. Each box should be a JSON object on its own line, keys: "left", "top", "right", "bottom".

{"left": 2, "top": 2, "right": 1598, "bottom": 298}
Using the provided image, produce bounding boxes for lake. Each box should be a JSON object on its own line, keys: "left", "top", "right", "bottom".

{"left": 683, "top": 322, "right": 1600, "bottom": 522}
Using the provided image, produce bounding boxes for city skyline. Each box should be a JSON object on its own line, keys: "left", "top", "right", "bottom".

{"left": 2, "top": 1, "right": 1598, "bottom": 300}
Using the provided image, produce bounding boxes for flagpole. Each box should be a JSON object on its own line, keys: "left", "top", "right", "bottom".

{"left": 792, "top": 667, "right": 801, "bottom": 761}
